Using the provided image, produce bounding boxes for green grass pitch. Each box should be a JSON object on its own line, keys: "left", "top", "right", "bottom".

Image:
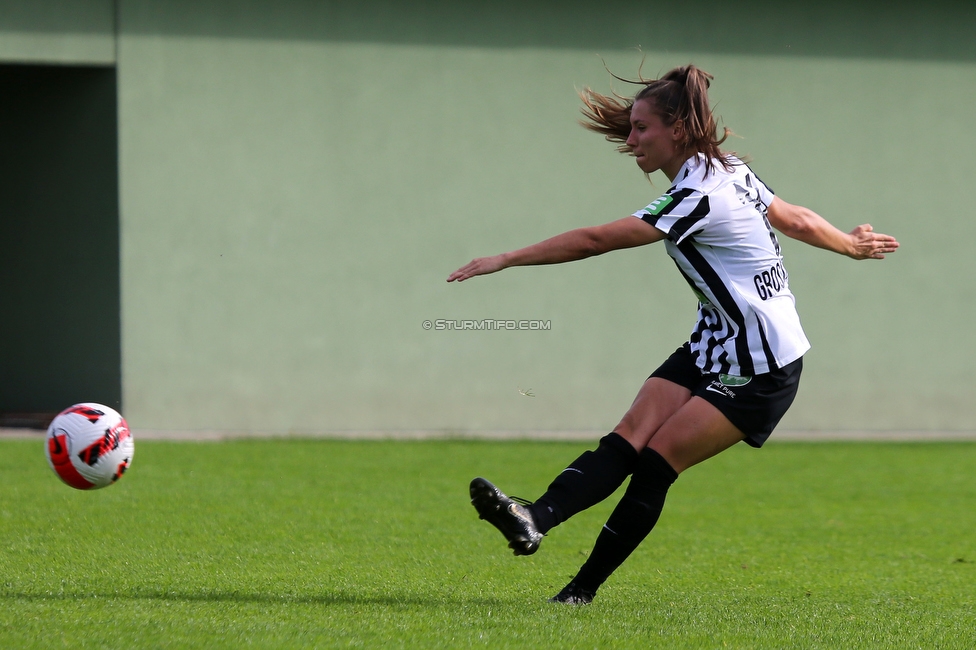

{"left": 1, "top": 438, "right": 975, "bottom": 648}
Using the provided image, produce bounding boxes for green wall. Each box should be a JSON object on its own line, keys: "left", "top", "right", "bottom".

{"left": 0, "top": 0, "right": 114, "bottom": 64}
{"left": 3, "top": 1, "right": 974, "bottom": 433}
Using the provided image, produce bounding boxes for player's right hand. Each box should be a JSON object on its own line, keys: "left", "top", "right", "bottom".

{"left": 447, "top": 255, "right": 507, "bottom": 282}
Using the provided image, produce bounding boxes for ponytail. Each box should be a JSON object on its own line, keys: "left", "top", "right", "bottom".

{"left": 580, "top": 64, "right": 734, "bottom": 175}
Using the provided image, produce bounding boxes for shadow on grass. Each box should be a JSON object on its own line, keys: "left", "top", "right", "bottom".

{"left": 0, "top": 589, "right": 502, "bottom": 608}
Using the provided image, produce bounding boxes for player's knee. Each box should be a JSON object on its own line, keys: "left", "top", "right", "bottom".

{"left": 612, "top": 416, "right": 645, "bottom": 452}
{"left": 646, "top": 443, "right": 687, "bottom": 475}
{"left": 629, "top": 447, "right": 680, "bottom": 491}
{"left": 598, "top": 431, "right": 641, "bottom": 461}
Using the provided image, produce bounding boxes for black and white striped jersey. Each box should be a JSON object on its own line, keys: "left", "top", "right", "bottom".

{"left": 633, "top": 154, "right": 810, "bottom": 376}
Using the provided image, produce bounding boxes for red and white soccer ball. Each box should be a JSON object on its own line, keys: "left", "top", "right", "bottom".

{"left": 45, "top": 403, "right": 134, "bottom": 490}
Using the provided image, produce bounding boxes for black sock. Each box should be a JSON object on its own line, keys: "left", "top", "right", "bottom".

{"left": 528, "top": 432, "right": 638, "bottom": 534}
{"left": 571, "top": 448, "right": 678, "bottom": 593}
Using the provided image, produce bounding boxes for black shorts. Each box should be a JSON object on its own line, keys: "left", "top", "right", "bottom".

{"left": 649, "top": 343, "right": 803, "bottom": 448}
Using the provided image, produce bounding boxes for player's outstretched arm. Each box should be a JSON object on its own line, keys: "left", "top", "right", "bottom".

{"left": 447, "top": 217, "right": 664, "bottom": 282}
{"left": 767, "top": 197, "right": 899, "bottom": 260}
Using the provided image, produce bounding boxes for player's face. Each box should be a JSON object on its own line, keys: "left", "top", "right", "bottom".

{"left": 626, "top": 99, "right": 685, "bottom": 180}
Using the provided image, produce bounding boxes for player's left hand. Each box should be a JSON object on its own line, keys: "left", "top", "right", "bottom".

{"left": 848, "top": 224, "right": 900, "bottom": 260}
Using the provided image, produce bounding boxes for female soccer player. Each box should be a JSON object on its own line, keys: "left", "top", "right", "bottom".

{"left": 447, "top": 64, "right": 899, "bottom": 605}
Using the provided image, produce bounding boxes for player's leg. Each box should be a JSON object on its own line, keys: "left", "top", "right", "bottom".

{"left": 551, "top": 397, "right": 743, "bottom": 603}
{"left": 527, "top": 377, "right": 693, "bottom": 532}
{"left": 469, "top": 376, "right": 692, "bottom": 556}
{"left": 552, "top": 358, "right": 803, "bottom": 603}
{"left": 525, "top": 346, "right": 703, "bottom": 544}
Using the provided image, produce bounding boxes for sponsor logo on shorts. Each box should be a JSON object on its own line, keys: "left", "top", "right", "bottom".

{"left": 705, "top": 374, "right": 753, "bottom": 399}
{"left": 705, "top": 374, "right": 752, "bottom": 399}
{"left": 705, "top": 382, "right": 737, "bottom": 399}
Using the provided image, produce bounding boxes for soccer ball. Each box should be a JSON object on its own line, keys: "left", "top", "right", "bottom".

{"left": 45, "top": 403, "right": 134, "bottom": 490}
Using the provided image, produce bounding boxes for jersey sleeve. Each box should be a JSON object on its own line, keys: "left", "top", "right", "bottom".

{"left": 751, "top": 170, "right": 775, "bottom": 206}
{"left": 632, "top": 187, "right": 711, "bottom": 245}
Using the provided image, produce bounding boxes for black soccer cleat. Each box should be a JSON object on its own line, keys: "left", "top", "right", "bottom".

{"left": 469, "top": 477, "right": 543, "bottom": 556}
{"left": 548, "top": 581, "right": 596, "bottom": 605}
